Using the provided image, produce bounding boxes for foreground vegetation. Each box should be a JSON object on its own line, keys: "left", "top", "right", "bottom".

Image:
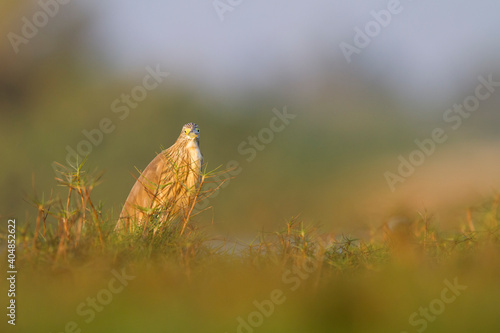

{"left": 1, "top": 162, "right": 500, "bottom": 333}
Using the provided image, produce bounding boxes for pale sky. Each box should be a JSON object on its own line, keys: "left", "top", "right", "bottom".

{"left": 76, "top": 0, "right": 500, "bottom": 106}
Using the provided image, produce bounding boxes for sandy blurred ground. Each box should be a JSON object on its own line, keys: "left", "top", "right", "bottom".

{"left": 359, "top": 141, "right": 500, "bottom": 230}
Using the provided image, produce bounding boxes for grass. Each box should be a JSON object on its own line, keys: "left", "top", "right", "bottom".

{"left": 1, "top": 161, "right": 500, "bottom": 333}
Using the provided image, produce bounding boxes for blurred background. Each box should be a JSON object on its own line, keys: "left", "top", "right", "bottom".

{"left": 1, "top": 0, "right": 500, "bottom": 236}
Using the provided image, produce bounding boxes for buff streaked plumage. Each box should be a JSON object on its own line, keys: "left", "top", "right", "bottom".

{"left": 115, "top": 123, "right": 203, "bottom": 232}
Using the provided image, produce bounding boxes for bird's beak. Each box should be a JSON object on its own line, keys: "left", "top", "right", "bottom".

{"left": 187, "top": 129, "right": 199, "bottom": 138}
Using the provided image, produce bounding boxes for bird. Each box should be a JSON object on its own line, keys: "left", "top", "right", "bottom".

{"left": 115, "top": 122, "right": 203, "bottom": 232}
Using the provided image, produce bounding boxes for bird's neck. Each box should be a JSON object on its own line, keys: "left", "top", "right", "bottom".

{"left": 185, "top": 138, "right": 202, "bottom": 163}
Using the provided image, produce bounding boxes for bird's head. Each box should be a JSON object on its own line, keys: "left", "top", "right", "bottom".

{"left": 181, "top": 122, "right": 200, "bottom": 140}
